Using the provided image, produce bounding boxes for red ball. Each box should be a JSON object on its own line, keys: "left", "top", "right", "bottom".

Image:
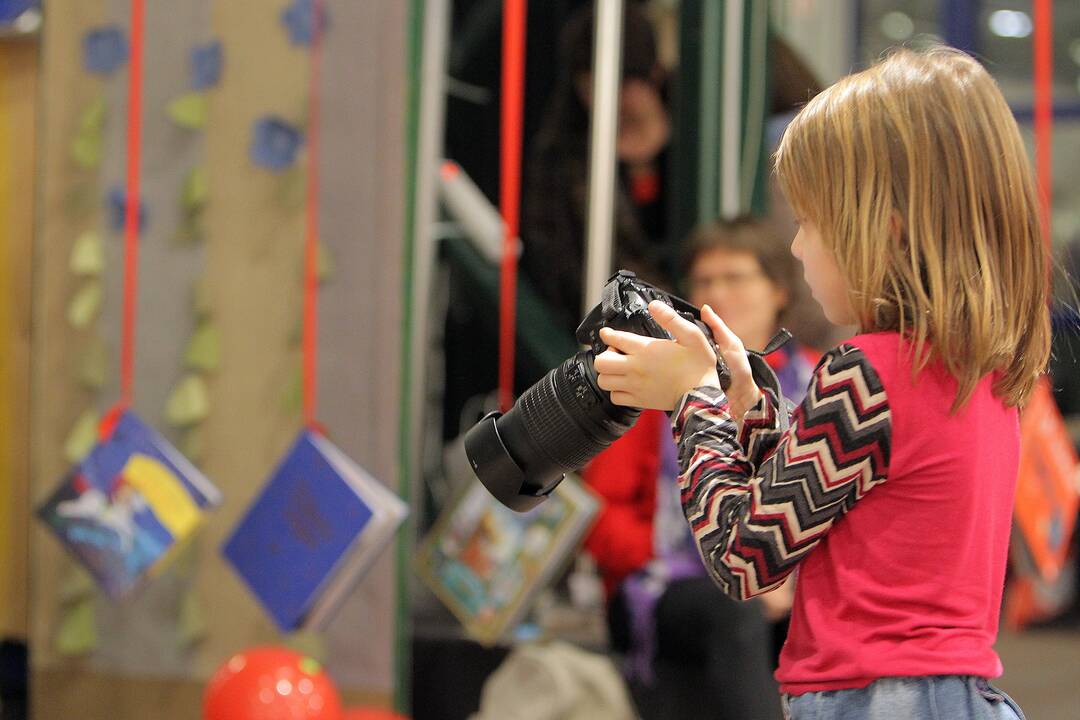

{"left": 204, "top": 646, "right": 343, "bottom": 720}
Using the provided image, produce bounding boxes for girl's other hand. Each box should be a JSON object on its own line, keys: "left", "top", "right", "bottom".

{"left": 699, "top": 303, "right": 761, "bottom": 419}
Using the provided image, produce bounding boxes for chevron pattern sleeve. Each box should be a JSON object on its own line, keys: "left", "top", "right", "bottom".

{"left": 737, "top": 385, "right": 784, "bottom": 467}
{"left": 672, "top": 344, "right": 892, "bottom": 600}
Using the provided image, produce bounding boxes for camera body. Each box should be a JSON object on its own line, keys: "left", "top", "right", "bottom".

{"left": 464, "top": 270, "right": 788, "bottom": 512}
{"left": 575, "top": 269, "right": 733, "bottom": 389}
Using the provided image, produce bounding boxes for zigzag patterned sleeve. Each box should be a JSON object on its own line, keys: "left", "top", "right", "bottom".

{"left": 672, "top": 344, "right": 892, "bottom": 600}
{"left": 737, "top": 385, "right": 784, "bottom": 467}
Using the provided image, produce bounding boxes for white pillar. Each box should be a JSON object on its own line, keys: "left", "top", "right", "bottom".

{"left": 582, "top": 0, "right": 624, "bottom": 315}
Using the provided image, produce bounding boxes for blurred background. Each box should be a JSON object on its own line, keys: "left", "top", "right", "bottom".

{"left": 0, "top": 0, "right": 1077, "bottom": 718}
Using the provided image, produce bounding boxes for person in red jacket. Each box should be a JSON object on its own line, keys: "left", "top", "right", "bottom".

{"left": 594, "top": 48, "right": 1043, "bottom": 720}
{"left": 583, "top": 218, "right": 817, "bottom": 719}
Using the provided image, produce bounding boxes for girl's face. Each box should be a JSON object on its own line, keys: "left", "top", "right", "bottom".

{"left": 687, "top": 247, "right": 787, "bottom": 350}
{"left": 790, "top": 220, "right": 855, "bottom": 326}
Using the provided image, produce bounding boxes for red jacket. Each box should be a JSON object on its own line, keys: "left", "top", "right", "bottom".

{"left": 581, "top": 409, "right": 667, "bottom": 598}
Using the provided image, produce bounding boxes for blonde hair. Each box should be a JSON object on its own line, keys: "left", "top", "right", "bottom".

{"left": 774, "top": 47, "right": 1050, "bottom": 409}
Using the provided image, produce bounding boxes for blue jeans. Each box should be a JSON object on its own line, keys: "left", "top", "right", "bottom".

{"left": 781, "top": 676, "right": 1025, "bottom": 720}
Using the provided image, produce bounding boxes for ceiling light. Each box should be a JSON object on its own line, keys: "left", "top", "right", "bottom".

{"left": 881, "top": 11, "right": 915, "bottom": 41}
{"left": 988, "top": 10, "right": 1033, "bottom": 39}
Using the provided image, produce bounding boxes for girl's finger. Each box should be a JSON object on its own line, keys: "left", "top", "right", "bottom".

{"left": 599, "top": 326, "right": 651, "bottom": 354}
{"left": 593, "top": 349, "right": 630, "bottom": 375}
{"left": 609, "top": 390, "right": 638, "bottom": 407}
{"left": 648, "top": 301, "right": 711, "bottom": 352}
{"left": 702, "top": 304, "right": 745, "bottom": 354}
{"left": 596, "top": 372, "right": 627, "bottom": 393}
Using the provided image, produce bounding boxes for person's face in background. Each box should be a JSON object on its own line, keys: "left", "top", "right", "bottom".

{"left": 575, "top": 73, "right": 670, "bottom": 168}
{"left": 687, "top": 247, "right": 788, "bottom": 352}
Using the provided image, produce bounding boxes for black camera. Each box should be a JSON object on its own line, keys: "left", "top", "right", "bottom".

{"left": 464, "top": 270, "right": 789, "bottom": 512}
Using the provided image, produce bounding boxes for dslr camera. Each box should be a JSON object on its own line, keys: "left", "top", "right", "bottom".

{"left": 464, "top": 270, "right": 789, "bottom": 512}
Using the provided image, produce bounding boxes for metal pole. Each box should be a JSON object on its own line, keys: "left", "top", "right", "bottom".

{"left": 401, "top": 0, "right": 448, "bottom": 710}
{"left": 1032, "top": 0, "right": 1053, "bottom": 251}
{"left": 498, "top": 0, "right": 527, "bottom": 411}
{"left": 408, "top": 0, "right": 449, "bottom": 493}
{"left": 698, "top": 0, "right": 721, "bottom": 225}
{"left": 720, "top": 0, "right": 744, "bottom": 219}
{"left": 582, "top": 0, "right": 623, "bottom": 315}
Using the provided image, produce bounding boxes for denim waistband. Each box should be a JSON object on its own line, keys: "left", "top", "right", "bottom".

{"left": 780, "top": 675, "right": 1025, "bottom": 720}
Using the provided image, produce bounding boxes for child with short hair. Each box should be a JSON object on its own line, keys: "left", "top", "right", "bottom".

{"left": 595, "top": 47, "right": 1047, "bottom": 719}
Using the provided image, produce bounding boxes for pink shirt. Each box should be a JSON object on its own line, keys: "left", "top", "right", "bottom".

{"left": 778, "top": 333, "right": 1018, "bottom": 693}
{"left": 673, "top": 332, "right": 1019, "bottom": 695}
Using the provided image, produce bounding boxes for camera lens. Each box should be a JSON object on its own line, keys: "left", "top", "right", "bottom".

{"left": 463, "top": 350, "right": 640, "bottom": 512}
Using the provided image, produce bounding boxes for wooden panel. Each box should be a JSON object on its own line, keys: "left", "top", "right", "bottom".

{"left": 315, "top": 0, "right": 408, "bottom": 692}
{"left": 192, "top": 0, "right": 311, "bottom": 680}
{"left": 0, "top": 36, "right": 37, "bottom": 641}
{"left": 29, "top": 0, "right": 107, "bottom": 681}
{"left": 87, "top": 0, "right": 216, "bottom": 677}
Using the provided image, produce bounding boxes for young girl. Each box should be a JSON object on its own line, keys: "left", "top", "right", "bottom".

{"left": 594, "top": 47, "right": 1048, "bottom": 719}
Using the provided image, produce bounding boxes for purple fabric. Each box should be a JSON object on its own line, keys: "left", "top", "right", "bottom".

{"left": 621, "top": 572, "right": 663, "bottom": 683}
{"left": 620, "top": 417, "right": 707, "bottom": 684}
{"left": 772, "top": 343, "right": 815, "bottom": 405}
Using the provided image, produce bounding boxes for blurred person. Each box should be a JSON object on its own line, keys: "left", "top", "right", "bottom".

{"left": 521, "top": 1, "right": 673, "bottom": 333}
{"left": 683, "top": 217, "right": 821, "bottom": 401}
{"left": 520, "top": 3, "right": 821, "bottom": 335}
{"left": 593, "top": 47, "right": 1044, "bottom": 719}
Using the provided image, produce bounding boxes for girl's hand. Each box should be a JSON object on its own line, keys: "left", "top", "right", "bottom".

{"left": 699, "top": 303, "right": 761, "bottom": 420}
{"left": 594, "top": 301, "right": 760, "bottom": 417}
{"left": 758, "top": 575, "right": 795, "bottom": 622}
{"left": 595, "top": 301, "right": 718, "bottom": 411}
